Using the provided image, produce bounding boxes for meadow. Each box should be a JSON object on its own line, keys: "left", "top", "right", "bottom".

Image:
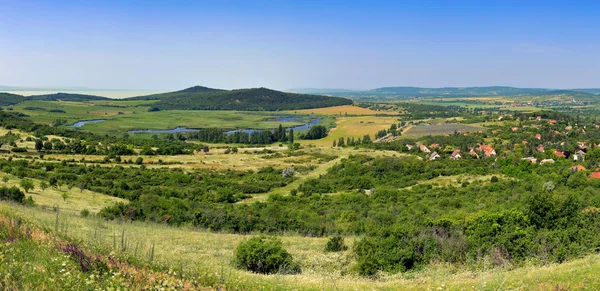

{"left": 0, "top": 199, "right": 595, "bottom": 291}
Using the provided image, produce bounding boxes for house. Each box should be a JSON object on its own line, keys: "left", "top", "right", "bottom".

{"left": 540, "top": 159, "right": 555, "bottom": 165}
{"left": 498, "top": 115, "right": 504, "bottom": 121}
{"left": 477, "top": 144, "right": 496, "bottom": 157}
{"left": 429, "top": 152, "right": 441, "bottom": 161}
{"left": 573, "top": 150, "right": 586, "bottom": 161}
{"left": 405, "top": 144, "right": 414, "bottom": 151}
{"left": 537, "top": 146, "right": 545, "bottom": 152}
{"left": 565, "top": 125, "right": 573, "bottom": 131}
{"left": 429, "top": 143, "right": 440, "bottom": 149}
{"left": 536, "top": 116, "right": 542, "bottom": 121}
{"left": 419, "top": 144, "right": 431, "bottom": 153}
{"left": 511, "top": 127, "right": 519, "bottom": 132}
{"left": 549, "top": 120, "right": 557, "bottom": 125}
{"left": 468, "top": 149, "right": 480, "bottom": 159}
{"left": 590, "top": 172, "right": 600, "bottom": 179}
{"left": 522, "top": 157, "right": 537, "bottom": 164}
{"left": 570, "top": 165, "right": 587, "bottom": 174}
{"left": 535, "top": 133, "right": 542, "bottom": 140}
{"left": 554, "top": 151, "right": 566, "bottom": 158}
{"left": 450, "top": 150, "right": 461, "bottom": 160}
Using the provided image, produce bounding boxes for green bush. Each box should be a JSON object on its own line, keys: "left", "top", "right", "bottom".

{"left": 324, "top": 236, "right": 347, "bottom": 252}
{"left": 10, "top": 147, "right": 27, "bottom": 153}
{"left": 80, "top": 209, "right": 90, "bottom": 218}
{"left": 234, "top": 235, "right": 300, "bottom": 274}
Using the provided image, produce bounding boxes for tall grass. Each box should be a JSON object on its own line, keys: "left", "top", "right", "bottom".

{"left": 1, "top": 202, "right": 598, "bottom": 290}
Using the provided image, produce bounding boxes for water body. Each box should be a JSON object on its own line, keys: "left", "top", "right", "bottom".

{"left": 124, "top": 117, "right": 322, "bottom": 135}
{"left": 72, "top": 119, "right": 105, "bottom": 127}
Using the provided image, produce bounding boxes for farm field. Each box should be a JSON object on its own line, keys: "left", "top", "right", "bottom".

{"left": 288, "top": 105, "right": 398, "bottom": 115}
{"left": 402, "top": 123, "right": 486, "bottom": 137}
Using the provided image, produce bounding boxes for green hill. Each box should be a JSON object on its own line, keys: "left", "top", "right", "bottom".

{"left": 128, "top": 86, "right": 353, "bottom": 111}
{"left": 0, "top": 93, "right": 26, "bottom": 106}
{"left": 28, "top": 92, "right": 111, "bottom": 101}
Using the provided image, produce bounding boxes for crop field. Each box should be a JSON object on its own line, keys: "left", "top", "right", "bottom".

{"left": 402, "top": 123, "right": 486, "bottom": 137}
{"left": 299, "top": 115, "right": 399, "bottom": 146}
{"left": 287, "top": 105, "right": 397, "bottom": 115}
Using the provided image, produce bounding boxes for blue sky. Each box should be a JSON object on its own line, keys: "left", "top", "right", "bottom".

{"left": 1, "top": 0, "right": 599, "bottom": 90}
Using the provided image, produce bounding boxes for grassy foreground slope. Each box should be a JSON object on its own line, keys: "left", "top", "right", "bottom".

{"left": 0, "top": 202, "right": 598, "bottom": 290}
{"left": 129, "top": 86, "right": 353, "bottom": 111}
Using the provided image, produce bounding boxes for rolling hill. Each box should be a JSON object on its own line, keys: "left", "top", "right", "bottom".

{"left": 128, "top": 86, "right": 353, "bottom": 111}
{"left": 27, "top": 92, "right": 111, "bottom": 101}
{"left": 0, "top": 93, "right": 26, "bottom": 106}
{"left": 0, "top": 92, "right": 110, "bottom": 105}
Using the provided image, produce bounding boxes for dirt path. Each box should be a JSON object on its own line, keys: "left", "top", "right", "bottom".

{"left": 240, "top": 155, "right": 345, "bottom": 203}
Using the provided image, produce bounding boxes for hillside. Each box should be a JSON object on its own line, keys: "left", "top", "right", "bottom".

{"left": 0, "top": 93, "right": 26, "bottom": 106}
{"left": 28, "top": 92, "right": 111, "bottom": 101}
{"left": 0, "top": 92, "right": 110, "bottom": 106}
{"left": 128, "top": 86, "right": 353, "bottom": 111}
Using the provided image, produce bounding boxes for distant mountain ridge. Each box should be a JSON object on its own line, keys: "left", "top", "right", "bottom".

{"left": 289, "top": 86, "right": 600, "bottom": 99}
{"left": 128, "top": 86, "right": 353, "bottom": 111}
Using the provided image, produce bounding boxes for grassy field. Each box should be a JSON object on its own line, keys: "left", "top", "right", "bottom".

{"left": 8, "top": 101, "right": 330, "bottom": 135}
{"left": 9, "top": 100, "right": 153, "bottom": 125}
{"left": 300, "top": 115, "right": 399, "bottom": 146}
{"left": 0, "top": 172, "right": 127, "bottom": 215}
{"left": 1, "top": 200, "right": 597, "bottom": 290}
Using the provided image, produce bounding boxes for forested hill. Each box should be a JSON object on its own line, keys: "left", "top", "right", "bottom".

{"left": 128, "top": 86, "right": 353, "bottom": 111}
{"left": 27, "top": 93, "right": 111, "bottom": 101}
{"left": 0, "top": 92, "right": 110, "bottom": 105}
{"left": 291, "top": 86, "right": 598, "bottom": 100}
{"left": 0, "top": 93, "right": 26, "bottom": 106}
{"left": 129, "top": 85, "right": 225, "bottom": 100}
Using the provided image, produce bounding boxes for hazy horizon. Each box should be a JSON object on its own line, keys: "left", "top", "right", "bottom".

{"left": 1, "top": 0, "right": 599, "bottom": 90}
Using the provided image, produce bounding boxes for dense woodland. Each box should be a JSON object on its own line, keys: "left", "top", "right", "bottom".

{"left": 130, "top": 87, "right": 353, "bottom": 111}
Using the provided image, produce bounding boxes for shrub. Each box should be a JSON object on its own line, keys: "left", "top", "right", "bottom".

{"left": 324, "top": 236, "right": 347, "bottom": 252}
{"left": 234, "top": 235, "right": 300, "bottom": 274}
{"left": 11, "top": 147, "right": 27, "bottom": 153}
{"left": 80, "top": 209, "right": 90, "bottom": 218}
{"left": 490, "top": 176, "right": 499, "bottom": 183}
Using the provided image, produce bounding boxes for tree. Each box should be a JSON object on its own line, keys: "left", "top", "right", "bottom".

{"left": 135, "top": 157, "right": 144, "bottom": 165}
{"left": 35, "top": 139, "right": 43, "bottom": 152}
{"left": 289, "top": 129, "right": 294, "bottom": 143}
{"left": 49, "top": 176, "right": 58, "bottom": 189}
{"left": 2, "top": 176, "right": 8, "bottom": 185}
{"left": 61, "top": 192, "right": 69, "bottom": 201}
{"left": 43, "top": 141, "right": 53, "bottom": 151}
{"left": 20, "top": 179, "right": 34, "bottom": 193}
{"left": 234, "top": 235, "right": 300, "bottom": 274}
{"left": 39, "top": 181, "right": 49, "bottom": 192}
{"left": 203, "top": 145, "right": 210, "bottom": 154}
{"left": 362, "top": 134, "right": 372, "bottom": 144}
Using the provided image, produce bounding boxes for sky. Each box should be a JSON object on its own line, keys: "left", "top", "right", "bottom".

{"left": 1, "top": 0, "right": 599, "bottom": 90}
